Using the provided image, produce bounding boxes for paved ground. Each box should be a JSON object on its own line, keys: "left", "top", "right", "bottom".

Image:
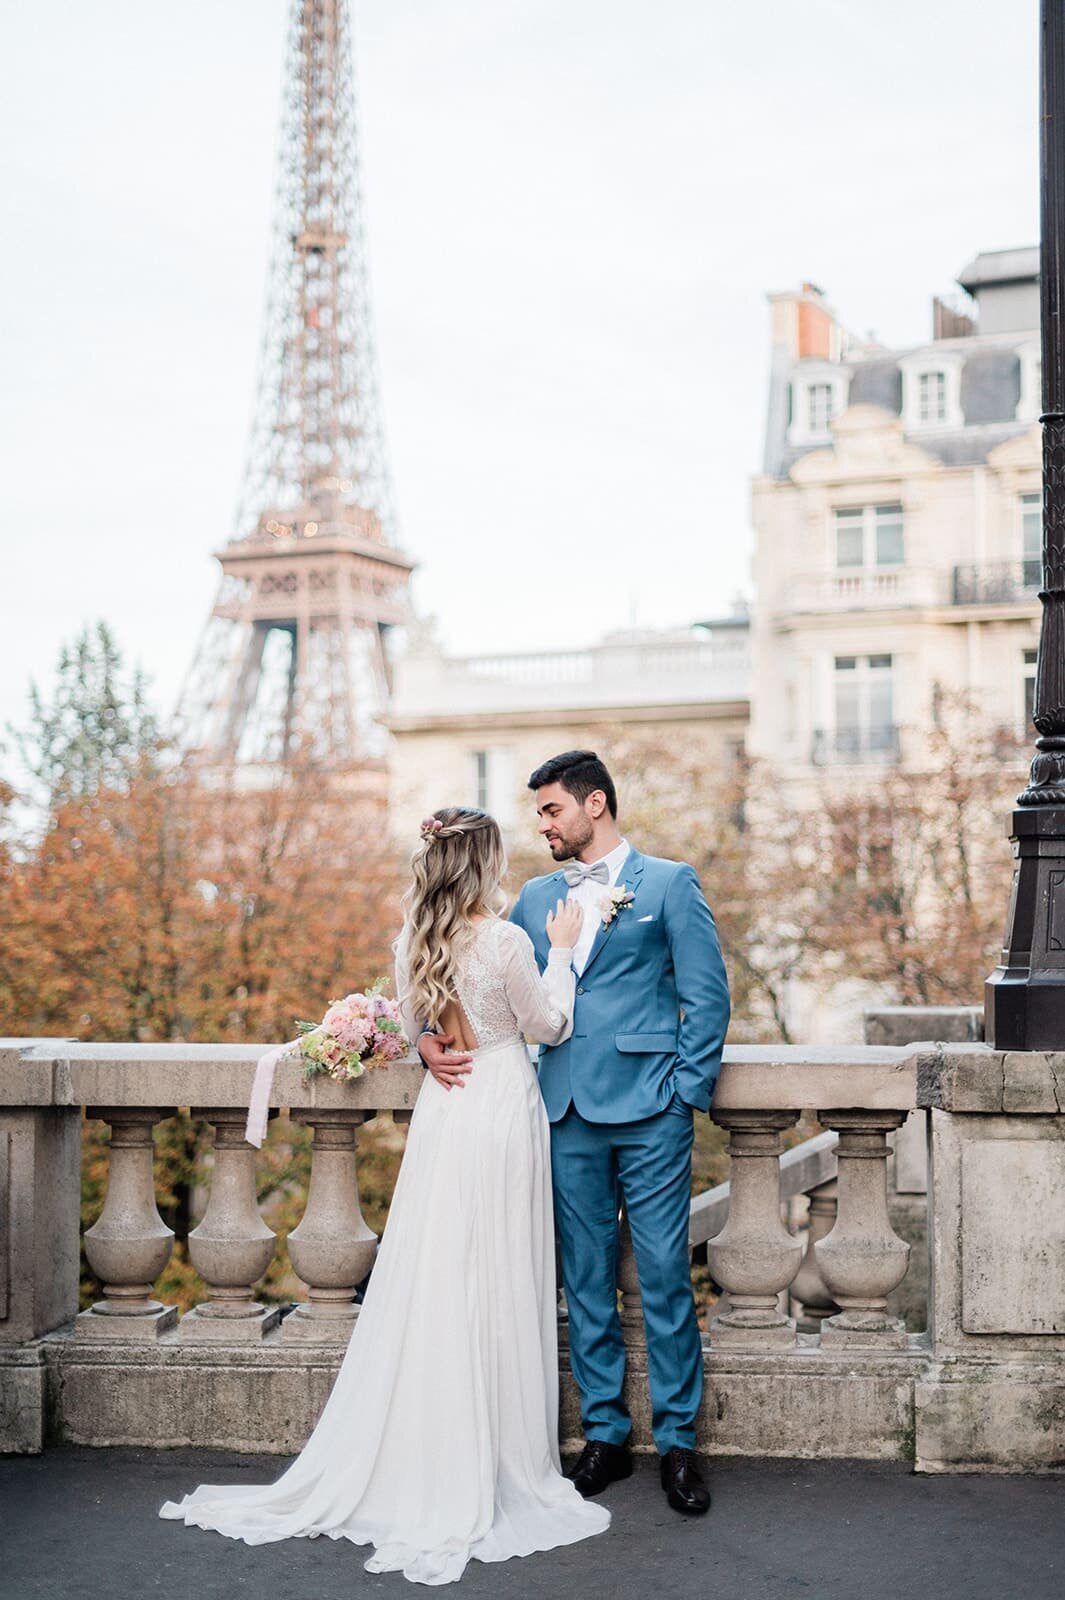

{"left": 1, "top": 1448, "right": 1062, "bottom": 1600}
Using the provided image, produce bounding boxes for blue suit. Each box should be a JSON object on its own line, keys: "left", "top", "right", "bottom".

{"left": 511, "top": 847, "right": 730, "bottom": 1452}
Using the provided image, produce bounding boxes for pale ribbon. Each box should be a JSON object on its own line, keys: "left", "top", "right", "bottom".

{"left": 245, "top": 1038, "right": 300, "bottom": 1148}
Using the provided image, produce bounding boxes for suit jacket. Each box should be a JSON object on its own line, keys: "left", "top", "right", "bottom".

{"left": 510, "top": 847, "right": 730, "bottom": 1124}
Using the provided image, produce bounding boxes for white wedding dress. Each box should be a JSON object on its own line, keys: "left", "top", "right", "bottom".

{"left": 159, "top": 916, "right": 610, "bottom": 1585}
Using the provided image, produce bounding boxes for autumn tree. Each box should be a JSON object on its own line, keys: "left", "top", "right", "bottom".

{"left": 789, "top": 711, "right": 1018, "bottom": 1012}
{"left": 1, "top": 625, "right": 409, "bottom": 1308}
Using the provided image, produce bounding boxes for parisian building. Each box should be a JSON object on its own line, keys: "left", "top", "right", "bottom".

{"left": 749, "top": 248, "right": 1040, "bottom": 780}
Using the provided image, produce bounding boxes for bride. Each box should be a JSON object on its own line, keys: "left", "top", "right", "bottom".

{"left": 160, "top": 805, "right": 611, "bottom": 1585}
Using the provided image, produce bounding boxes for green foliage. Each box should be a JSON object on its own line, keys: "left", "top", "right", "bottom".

{"left": 10, "top": 620, "right": 159, "bottom": 804}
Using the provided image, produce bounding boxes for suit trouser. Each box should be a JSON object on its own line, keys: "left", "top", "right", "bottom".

{"left": 549, "top": 1096, "right": 702, "bottom": 1453}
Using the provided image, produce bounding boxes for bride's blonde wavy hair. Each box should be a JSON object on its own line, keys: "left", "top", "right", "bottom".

{"left": 400, "top": 807, "right": 508, "bottom": 1027}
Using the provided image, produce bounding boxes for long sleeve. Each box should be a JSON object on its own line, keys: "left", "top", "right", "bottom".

{"left": 497, "top": 922, "right": 576, "bottom": 1047}
{"left": 663, "top": 863, "right": 731, "bottom": 1111}
{"left": 393, "top": 933, "right": 427, "bottom": 1048}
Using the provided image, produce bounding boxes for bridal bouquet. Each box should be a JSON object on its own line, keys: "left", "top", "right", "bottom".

{"left": 295, "top": 979, "right": 409, "bottom": 1083}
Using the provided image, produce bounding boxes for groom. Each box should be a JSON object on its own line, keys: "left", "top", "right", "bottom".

{"left": 421, "top": 750, "right": 730, "bottom": 1514}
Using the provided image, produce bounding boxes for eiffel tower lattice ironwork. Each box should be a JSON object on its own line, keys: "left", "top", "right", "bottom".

{"left": 179, "top": 0, "right": 413, "bottom": 768}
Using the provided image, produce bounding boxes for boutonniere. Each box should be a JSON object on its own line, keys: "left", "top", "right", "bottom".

{"left": 599, "top": 883, "right": 635, "bottom": 930}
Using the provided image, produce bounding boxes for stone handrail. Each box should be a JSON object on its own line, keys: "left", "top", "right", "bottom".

{"left": 0, "top": 1038, "right": 917, "bottom": 1113}
{"left": 0, "top": 1039, "right": 424, "bottom": 1114}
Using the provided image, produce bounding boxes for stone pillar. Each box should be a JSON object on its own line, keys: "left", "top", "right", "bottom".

{"left": 815, "top": 1109, "right": 910, "bottom": 1348}
{"left": 0, "top": 1071, "right": 83, "bottom": 1453}
{"left": 914, "top": 1045, "right": 1065, "bottom": 1471}
{"left": 283, "top": 1110, "right": 378, "bottom": 1343}
{"left": 0, "top": 1098, "right": 82, "bottom": 1345}
{"left": 790, "top": 1177, "right": 839, "bottom": 1332}
{"left": 180, "top": 1108, "right": 279, "bottom": 1341}
{"left": 707, "top": 1109, "right": 803, "bottom": 1347}
{"left": 78, "top": 1107, "right": 178, "bottom": 1340}
{"left": 617, "top": 1208, "right": 643, "bottom": 1345}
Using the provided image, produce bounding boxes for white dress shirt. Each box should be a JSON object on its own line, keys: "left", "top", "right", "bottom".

{"left": 566, "top": 837, "right": 630, "bottom": 975}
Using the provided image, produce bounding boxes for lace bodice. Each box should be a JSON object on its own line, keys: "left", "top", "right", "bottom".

{"left": 395, "top": 917, "right": 575, "bottom": 1052}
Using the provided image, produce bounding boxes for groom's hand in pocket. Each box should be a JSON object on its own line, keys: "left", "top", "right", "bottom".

{"left": 418, "top": 1032, "right": 474, "bottom": 1090}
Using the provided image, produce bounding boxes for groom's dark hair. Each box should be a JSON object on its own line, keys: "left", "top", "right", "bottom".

{"left": 527, "top": 750, "right": 618, "bottom": 819}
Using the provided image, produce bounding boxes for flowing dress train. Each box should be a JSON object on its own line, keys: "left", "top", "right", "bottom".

{"left": 159, "top": 917, "right": 610, "bottom": 1585}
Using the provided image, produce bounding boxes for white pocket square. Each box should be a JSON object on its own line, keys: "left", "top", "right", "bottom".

{"left": 637, "top": 914, "right": 655, "bottom": 923}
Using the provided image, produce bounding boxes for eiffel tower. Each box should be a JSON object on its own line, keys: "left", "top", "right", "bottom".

{"left": 179, "top": 0, "right": 413, "bottom": 768}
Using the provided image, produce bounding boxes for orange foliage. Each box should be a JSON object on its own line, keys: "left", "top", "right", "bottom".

{"left": 1, "top": 760, "right": 403, "bottom": 1044}
{"left": 0, "top": 756, "right": 408, "bottom": 1308}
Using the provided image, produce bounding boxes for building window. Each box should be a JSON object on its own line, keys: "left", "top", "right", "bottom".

{"left": 1022, "top": 492, "right": 1041, "bottom": 588}
{"left": 833, "top": 653, "right": 895, "bottom": 761}
{"left": 875, "top": 503, "right": 904, "bottom": 565}
{"left": 808, "top": 382, "right": 834, "bottom": 434}
{"left": 833, "top": 503, "right": 904, "bottom": 569}
{"left": 1025, "top": 648, "right": 1038, "bottom": 728}
{"left": 918, "top": 371, "right": 947, "bottom": 425}
{"left": 1017, "top": 341, "right": 1042, "bottom": 423}
{"left": 786, "top": 362, "right": 851, "bottom": 446}
{"left": 468, "top": 747, "right": 516, "bottom": 827}
{"left": 473, "top": 749, "right": 489, "bottom": 810}
{"left": 900, "top": 351, "right": 963, "bottom": 430}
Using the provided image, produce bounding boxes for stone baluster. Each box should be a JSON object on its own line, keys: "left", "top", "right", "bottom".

{"left": 617, "top": 1207, "right": 643, "bottom": 1344}
{"left": 790, "top": 1178, "right": 839, "bottom": 1332}
{"left": 814, "top": 1110, "right": 910, "bottom": 1348}
{"left": 180, "top": 1108, "right": 279, "bottom": 1341}
{"left": 78, "top": 1107, "right": 178, "bottom": 1340}
{"left": 284, "top": 1110, "right": 378, "bottom": 1342}
{"left": 707, "top": 1109, "right": 803, "bottom": 1346}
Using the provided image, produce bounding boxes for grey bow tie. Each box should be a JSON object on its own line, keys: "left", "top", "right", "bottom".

{"left": 563, "top": 860, "right": 611, "bottom": 887}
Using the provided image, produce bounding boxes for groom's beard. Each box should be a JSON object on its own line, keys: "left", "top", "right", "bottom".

{"left": 547, "top": 816, "right": 594, "bottom": 861}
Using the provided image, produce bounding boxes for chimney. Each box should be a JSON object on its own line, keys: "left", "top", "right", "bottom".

{"left": 767, "top": 282, "right": 844, "bottom": 361}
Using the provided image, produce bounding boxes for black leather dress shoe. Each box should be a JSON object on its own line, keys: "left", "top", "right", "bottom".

{"left": 660, "top": 1447, "right": 711, "bottom": 1514}
{"left": 565, "top": 1440, "right": 633, "bottom": 1497}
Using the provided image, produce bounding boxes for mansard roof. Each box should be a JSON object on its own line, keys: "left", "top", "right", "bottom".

{"left": 768, "top": 330, "right": 1036, "bottom": 480}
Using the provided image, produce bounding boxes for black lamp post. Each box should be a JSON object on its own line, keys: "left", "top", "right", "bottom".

{"left": 986, "top": 0, "right": 1065, "bottom": 1047}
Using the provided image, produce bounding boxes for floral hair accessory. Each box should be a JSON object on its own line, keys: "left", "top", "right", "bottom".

{"left": 599, "top": 883, "right": 636, "bottom": 930}
{"left": 420, "top": 816, "right": 444, "bottom": 841}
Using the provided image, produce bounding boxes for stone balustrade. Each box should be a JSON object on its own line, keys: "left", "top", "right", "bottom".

{"left": 3, "top": 1036, "right": 1064, "bottom": 1473}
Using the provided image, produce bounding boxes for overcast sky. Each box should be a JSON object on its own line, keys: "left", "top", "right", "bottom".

{"left": 0, "top": 0, "right": 1039, "bottom": 744}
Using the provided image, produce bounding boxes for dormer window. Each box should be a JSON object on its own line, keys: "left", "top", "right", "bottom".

{"left": 918, "top": 371, "right": 947, "bottom": 425}
{"left": 1017, "top": 340, "right": 1041, "bottom": 423}
{"left": 900, "top": 350, "right": 963, "bottom": 430}
{"left": 808, "top": 383, "right": 834, "bottom": 433}
{"left": 787, "top": 361, "right": 851, "bottom": 446}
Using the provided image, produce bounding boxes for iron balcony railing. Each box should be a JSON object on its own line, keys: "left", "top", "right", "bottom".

{"left": 951, "top": 560, "right": 1041, "bottom": 605}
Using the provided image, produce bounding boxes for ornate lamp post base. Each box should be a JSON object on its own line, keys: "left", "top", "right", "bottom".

{"left": 986, "top": 807, "right": 1065, "bottom": 1049}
